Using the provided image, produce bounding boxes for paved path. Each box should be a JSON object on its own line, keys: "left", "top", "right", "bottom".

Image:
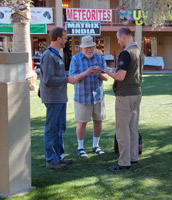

{"left": 143, "top": 70, "right": 172, "bottom": 74}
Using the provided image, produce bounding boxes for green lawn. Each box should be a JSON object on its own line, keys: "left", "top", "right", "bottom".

{"left": 1, "top": 74, "right": 172, "bottom": 200}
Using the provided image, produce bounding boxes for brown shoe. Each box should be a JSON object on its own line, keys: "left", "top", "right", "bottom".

{"left": 46, "top": 162, "right": 68, "bottom": 170}
{"left": 60, "top": 158, "right": 73, "bottom": 165}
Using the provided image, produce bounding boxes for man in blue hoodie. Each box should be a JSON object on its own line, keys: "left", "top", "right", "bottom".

{"left": 40, "top": 27, "right": 77, "bottom": 170}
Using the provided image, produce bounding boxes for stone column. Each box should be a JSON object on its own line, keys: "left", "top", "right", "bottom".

{"left": 0, "top": 53, "right": 33, "bottom": 198}
{"left": 55, "top": 0, "right": 64, "bottom": 57}
{"left": 135, "top": 25, "right": 142, "bottom": 49}
{"left": 134, "top": 0, "right": 142, "bottom": 49}
{"left": 55, "top": 0, "right": 63, "bottom": 27}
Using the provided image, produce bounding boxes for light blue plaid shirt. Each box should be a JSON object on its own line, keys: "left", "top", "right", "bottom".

{"left": 69, "top": 52, "right": 107, "bottom": 105}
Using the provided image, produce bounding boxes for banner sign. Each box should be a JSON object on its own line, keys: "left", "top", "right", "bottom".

{"left": 0, "top": 7, "right": 53, "bottom": 24}
{"left": 30, "top": 24, "right": 47, "bottom": 34}
{"left": 30, "top": 7, "right": 53, "bottom": 24}
{"left": 66, "top": 8, "right": 112, "bottom": 21}
{"left": 0, "top": 23, "right": 47, "bottom": 34}
{"left": 118, "top": 9, "right": 172, "bottom": 25}
{"left": 65, "top": 22, "right": 101, "bottom": 36}
{"left": 117, "top": 9, "right": 134, "bottom": 23}
{"left": 0, "top": 24, "right": 13, "bottom": 33}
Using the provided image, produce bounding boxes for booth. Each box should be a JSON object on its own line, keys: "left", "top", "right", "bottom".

{"left": 144, "top": 56, "right": 164, "bottom": 70}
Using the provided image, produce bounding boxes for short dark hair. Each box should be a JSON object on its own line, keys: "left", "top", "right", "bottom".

{"left": 49, "top": 27, "right": 66, "bottom": 41}
{"left": 118, "top": 27, "right": 132, "bottom": 36}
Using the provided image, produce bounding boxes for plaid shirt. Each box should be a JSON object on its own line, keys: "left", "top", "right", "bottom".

{"left": 69, "top": 52, "right": 107, "bottom": 105}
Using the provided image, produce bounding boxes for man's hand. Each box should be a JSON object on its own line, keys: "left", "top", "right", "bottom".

{"left": 68, "top": 76, "right": 78, "bottom": 84}
{"left": 95, "top": 66, "right": 108, "bottom": 81}
{"left": 68, "top": 66, "right": 101, "bottom": 83}
{"left": 105, "top": 68, "right": 126, "bottom": 81}
{"left": 86, "top": 66, "right": 97, "bottom": 76}
{"left": 95, "top": 66, "right": 102, "bottom": 76}
{"left": 105, "top": 68, "right": 112, "bottom": 75}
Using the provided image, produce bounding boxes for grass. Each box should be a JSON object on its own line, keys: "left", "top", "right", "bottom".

{"left": 1, "top": 73, "right": 172, "bottom": 200}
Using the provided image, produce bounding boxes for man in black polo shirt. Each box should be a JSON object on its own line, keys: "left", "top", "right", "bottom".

{"left": 105, "top": 27, "right": 144, "bottom": 172}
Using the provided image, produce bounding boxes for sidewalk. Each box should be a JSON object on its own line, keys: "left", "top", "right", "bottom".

{"left": 143, "top": 70, "right": 172, "bottom": 74}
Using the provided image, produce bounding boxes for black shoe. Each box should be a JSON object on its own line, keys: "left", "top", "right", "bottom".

{"left": 92, "top": 146, "right": 104, "bottom": 154}
{"left": 131, "top": 161, "right": 138, "bottom": 165}
{"left": 108, "top": 164, "right": 130, "bottom": 172}
{"left": 60, "top": 158, "right": 73, "bottom": 165}
{"left": 77, "top": 149, "right": 88, "bottom": 157}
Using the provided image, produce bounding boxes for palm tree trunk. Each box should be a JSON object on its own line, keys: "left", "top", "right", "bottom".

{"left": 12, "top": 22, "right": 32, "bottom": 79}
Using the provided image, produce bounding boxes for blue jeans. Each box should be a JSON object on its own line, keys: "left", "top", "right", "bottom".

{"left": 44, "top": 103, "right": 66, "bottom": 164}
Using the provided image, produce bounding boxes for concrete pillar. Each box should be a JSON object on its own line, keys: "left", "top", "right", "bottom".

{"left": 55, "top": 0, "right": 63, "bottom": 57}
{"left": 135, "top": 25, "right": 142, "bottom": 49}
{"left": 55, "top": 0, "right": 63, "bottom": 27}
{"left": 46, "top": 0, "right": 49, "bottom": 7}
{"left": 3, "top": 37, "right": 8, "bottom": 52}
{"left": 0, "top": 53, "right": 33, "bottom": 198}
{"left": 134, "top": 0, "right": 142, "bottom": 49}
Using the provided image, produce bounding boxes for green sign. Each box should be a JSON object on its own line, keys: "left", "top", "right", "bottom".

{"left": 0, "top": 24, "right": 13, "bottom": 33}
{"left": 30, "top": 24, "right": 47, "bottom": 34}
{"left": 0, "top": 24, "right": 47, "bottom": 34}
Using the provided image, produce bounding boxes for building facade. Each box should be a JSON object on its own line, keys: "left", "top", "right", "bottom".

{"left": 0, "top": 0, "right": 172, "bottom": 70}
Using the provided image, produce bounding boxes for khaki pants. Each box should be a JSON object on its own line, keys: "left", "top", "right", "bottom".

{"left": 74, "top": 100, "right": 106, "bottom": 122}
{"left": 115, "top": 95, "right": 141, "bottom": 166}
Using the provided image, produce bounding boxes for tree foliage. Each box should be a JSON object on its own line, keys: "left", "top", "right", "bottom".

{"left": 121, "top": 0, "right": 172, "bottom": 27}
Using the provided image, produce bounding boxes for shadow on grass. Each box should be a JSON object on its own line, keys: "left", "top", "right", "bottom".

{"left": 104, "top": 74, "right": 172, "bottom": 97}
{"left": 29, "top": 116, "right": 172, "bottom": 200}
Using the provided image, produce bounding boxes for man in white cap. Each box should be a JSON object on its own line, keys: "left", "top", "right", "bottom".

{"left": 69, "top": 35, "right": 108, "bottom": 157}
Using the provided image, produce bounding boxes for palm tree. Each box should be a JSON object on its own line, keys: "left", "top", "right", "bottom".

{"left": 1, "top": 0, "right": 37, "bottom": 90}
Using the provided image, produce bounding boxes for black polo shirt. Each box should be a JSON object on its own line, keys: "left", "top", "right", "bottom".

{"left": 117, "top": 50, "right": 131, "bottom": 71}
